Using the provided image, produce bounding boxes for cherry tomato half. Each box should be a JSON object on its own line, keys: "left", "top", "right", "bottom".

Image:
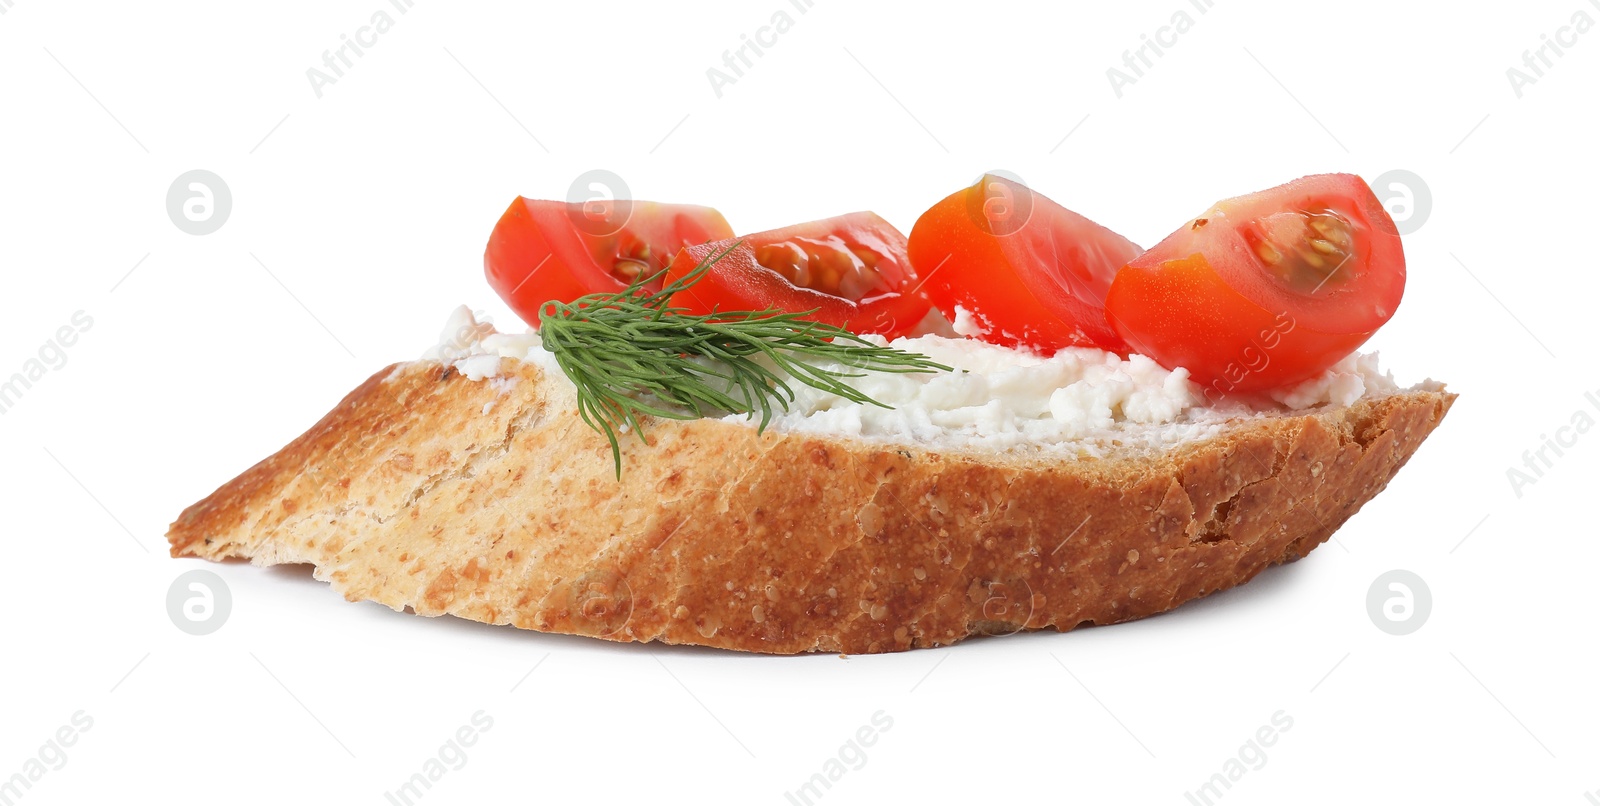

{"left": 906, "top": 174, "right": 1142, "bottom": 353}
{"left": 1105, "top": 173, "right": 1406, "bottom": 395}
{"left": 662, "top": 212, "right": 932, "bottom": 339}
{"left": 485, "top": 196, "right": 733, "bottom": 327}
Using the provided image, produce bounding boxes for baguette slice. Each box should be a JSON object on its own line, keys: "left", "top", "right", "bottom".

{"left": 168, "top": 356, "right": 1453, "bottom": 654}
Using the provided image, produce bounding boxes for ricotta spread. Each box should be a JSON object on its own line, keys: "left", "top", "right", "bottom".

{"left": 420, "top": 306, "right": 1402, "bottom": 451}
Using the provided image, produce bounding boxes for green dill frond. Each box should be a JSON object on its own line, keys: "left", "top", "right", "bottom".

{"left": 537, "top": 243, "right": 951, "bottom": 478}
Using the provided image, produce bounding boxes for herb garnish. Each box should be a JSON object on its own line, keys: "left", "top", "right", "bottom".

{"left": 538, "top": 243, "right": 952, "bottom": 477}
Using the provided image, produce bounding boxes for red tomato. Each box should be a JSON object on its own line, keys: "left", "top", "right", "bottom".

{"left": 485, "top": 196, "right": 733, "bottom": 327}
{"left": 1105, "top": 173, "right": 1406, "bottom": 395}
{"left": 662, "top": 212, "right": 933, "bottom": 338}
{"left": 906, "top": 174, "right": 1142, "bottom": 353}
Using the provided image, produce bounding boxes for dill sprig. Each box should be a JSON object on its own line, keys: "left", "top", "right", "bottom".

{"left": 537, "top": 242, "right": 952, "bottom": 477}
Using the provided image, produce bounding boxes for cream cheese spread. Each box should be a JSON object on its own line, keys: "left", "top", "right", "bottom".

{"left": 420, "top": 306, "right": 1402, "bottom": 451}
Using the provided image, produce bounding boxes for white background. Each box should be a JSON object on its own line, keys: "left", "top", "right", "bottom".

{"left": 2, "top": 0, "right": 1596, "bottom": 803}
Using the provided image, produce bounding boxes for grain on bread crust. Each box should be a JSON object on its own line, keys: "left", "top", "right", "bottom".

{"left": 167, "top": 359, "right": 1454, "bottom": 654}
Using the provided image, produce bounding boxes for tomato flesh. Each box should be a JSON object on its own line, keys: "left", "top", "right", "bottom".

{"left": 662, "top": 212, "right": 932, "bottom": 338}
{"left": 1105, "top": 174, "right": 1405, "bottom": 395}
{"left": 485, "top": 197, "right": 733, "bottom": 327}
{"left": 906, "top": 174, "right": 1142, "bottom": 353}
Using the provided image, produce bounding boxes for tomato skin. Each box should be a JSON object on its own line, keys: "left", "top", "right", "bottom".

{"left": 485, "top": 197, "right": 733, "bottom": 327}
{"left": 1105, "top": 174, "right": 1404, "bottom": 394}
{"left": 662, "top": 212, "right": 932, "bottom": 339}
{"left": 906, "top": 174, "right": 1141, "bottom": 353}
{"left": 1106, "top": 253, "right": 1374, "bottom": 398}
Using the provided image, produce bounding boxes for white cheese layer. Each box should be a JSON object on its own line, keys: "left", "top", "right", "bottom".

{"left": 419, "top": 306, "right": 1402, "bottom": 451}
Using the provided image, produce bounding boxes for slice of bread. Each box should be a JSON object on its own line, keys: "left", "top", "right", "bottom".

{"left": 167, "top": 355, "right": 1453, "bottom": 655}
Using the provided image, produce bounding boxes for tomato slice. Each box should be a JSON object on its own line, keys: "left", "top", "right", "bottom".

{"left": 1105, "top": 173, "right": 1406, "bottom": 395}
{"left": 485, "top": 196, "right": 733, "bottom": 327}
{"left": 662, "top": 212, "right": 933, "bottom": 338}
{"left": 906, "top": 174, "right": 1142, "bottom": 353}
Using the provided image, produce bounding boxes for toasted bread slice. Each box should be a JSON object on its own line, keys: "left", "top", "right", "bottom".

{"left": 167, "top": 354, "right": 1453, "bottom": 654}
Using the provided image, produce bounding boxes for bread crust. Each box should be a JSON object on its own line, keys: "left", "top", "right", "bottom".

{"left": 168, "top": 359, "right": 1454, "bottom": 654}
